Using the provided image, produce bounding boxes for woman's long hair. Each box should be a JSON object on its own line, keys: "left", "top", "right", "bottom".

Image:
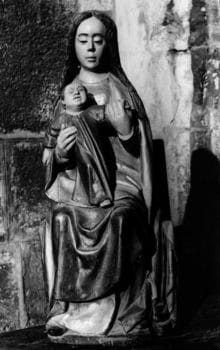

{"left": 60, "top": 11, "right": 150, "bottom": 124}
{"left": 61, "top": 11, "right": 126, "bottom": 89}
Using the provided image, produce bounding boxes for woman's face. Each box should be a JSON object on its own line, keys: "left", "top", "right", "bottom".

{"left": 75, "top": 16, "right": 106, "bottom": 71}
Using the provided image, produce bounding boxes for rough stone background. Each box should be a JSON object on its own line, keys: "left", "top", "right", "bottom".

{"left": 0, "top": 0, "right": 79, "bottom": 331}
{"left": 1, "top": 0, "right": 220, "bottom": 332}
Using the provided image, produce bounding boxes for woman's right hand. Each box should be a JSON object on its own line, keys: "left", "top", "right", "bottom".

{"left": 55, "top": 126, "right": 77, "bottom": 160}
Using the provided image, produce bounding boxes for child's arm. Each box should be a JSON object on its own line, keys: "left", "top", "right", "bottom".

{"left": 42, "top": 99, "right": 64, "bottom": 165}
{"left": 42, "top": 125, "right": 60, "bottom": 165}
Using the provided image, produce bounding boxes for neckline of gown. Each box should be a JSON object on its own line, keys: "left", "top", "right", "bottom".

{"left": 75, "top": 73, "right": 110, "bottom": 85}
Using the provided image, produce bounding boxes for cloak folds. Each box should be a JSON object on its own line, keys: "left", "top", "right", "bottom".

{"left": 43, "top": 110, "right": 154, "bottom": 301}
{"left": 42, "top": 74, "right": 177, "bottom": 334}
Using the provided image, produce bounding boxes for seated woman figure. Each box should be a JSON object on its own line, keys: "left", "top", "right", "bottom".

{"left": 42, "top": 11, "right": 176, "bottom": 338}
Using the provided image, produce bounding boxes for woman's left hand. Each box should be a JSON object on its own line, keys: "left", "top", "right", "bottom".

{"left": 105, "top": 88, "right": 133, "bottom": 136}
{"left": 105, "top": 100, "right": 133, "bottom": 136}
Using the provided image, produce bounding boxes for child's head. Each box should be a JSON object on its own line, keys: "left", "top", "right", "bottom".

{"left": 63, "top": 82, "right": 88, "bottom": 112}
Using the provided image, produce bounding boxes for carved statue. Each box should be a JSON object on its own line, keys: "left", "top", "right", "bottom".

{"left": 42, "top": 11, "right": 176, "bottom": 340}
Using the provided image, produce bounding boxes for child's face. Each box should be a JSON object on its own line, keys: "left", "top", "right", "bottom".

{"left": 64, "top": 83, "right": 87, "bottom": 109}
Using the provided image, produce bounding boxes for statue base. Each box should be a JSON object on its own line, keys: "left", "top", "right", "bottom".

{"left": 48, "top": 329, "right": 153, "bottom": 347}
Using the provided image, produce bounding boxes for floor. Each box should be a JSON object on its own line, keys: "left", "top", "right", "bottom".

{"left": 1, "top": 293, "right": 220, "bottom": 349}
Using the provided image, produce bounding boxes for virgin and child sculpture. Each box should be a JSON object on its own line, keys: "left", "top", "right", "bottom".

{"left": 42, "top": 10, "right": 176, "bottom": 340}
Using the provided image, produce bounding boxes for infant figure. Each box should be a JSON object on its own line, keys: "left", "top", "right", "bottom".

{"left": 43, "top": 81, "right": 112, "bottom": 208}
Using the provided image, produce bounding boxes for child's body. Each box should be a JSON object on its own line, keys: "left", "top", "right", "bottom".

{"left": 43, "top": 82, "right": 113, "bottom": 207}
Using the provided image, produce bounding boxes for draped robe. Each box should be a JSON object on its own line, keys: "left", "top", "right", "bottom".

{"left": 43, "top": 73, "right": 176, "bottom": 335}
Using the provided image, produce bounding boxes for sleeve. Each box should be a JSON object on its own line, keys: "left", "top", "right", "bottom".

{"left": 118, "top": 126, "right": 134, "bottom": 141}
{"left": 44, "top": 100, "right": 63, "bottom": 149}
{"left": 118, "top": 115, "right": 140, "bottom": 157}
{"left": 44, "top": 130, "right": 58, "bottom": 149}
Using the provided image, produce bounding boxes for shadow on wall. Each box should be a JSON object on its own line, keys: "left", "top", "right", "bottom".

{"left": 153, "top": 139, "right": 171, "bottom": 221}
{"left": 176, "top": 148, "right": 220, "bottom": 326}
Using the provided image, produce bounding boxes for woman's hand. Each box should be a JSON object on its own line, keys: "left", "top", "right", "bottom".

{"left": 105, "top": 85, "right": 133, "bottom": 136}
{"left": 56, "top": 126, "right": 77, "bottom": 160}
{"left": 105, "top": 100, "right": 133, "bottom": 136}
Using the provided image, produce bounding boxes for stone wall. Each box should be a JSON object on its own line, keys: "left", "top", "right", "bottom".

{"left": 1, "top": 0, "right": 220, "bottom": 331}
{"left": 0, "top": 0, "right": 78, "bottom": 332}
{"left": 115, "top": 0, "right": 193, "bottom": 226}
